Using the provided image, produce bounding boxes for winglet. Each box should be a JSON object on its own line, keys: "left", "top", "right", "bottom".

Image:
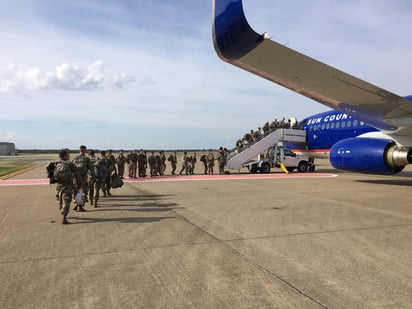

{"left": 212, "top": 0, "right": 264, "bottom": 61}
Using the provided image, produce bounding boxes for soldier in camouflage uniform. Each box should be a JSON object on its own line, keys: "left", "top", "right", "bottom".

{"left": 87, "top": 150, "right": 97, "bottom": 205}
{"left": 107, "top": 150, "right": 117, "bottom": 174}
{"left": 159, "top": 151, "right": 166, "bottom": 176}
{"left": 168, "top": 151, "right": 178, "bottom": 175}
{"left": 138, "top": 149, "right": 147, "bottom": 177}
{"left": 53, "top": 149, "right": 80, "bottom": 224}
{"left": 216, "top": 149, "right": 227, "bottom": 175}
{"left": 190, "top": 153, "right": 197, "bottom": 174}
{"left": 104, "top": 151, "right": 115, "bottom": 197}
{"left": 72, "top": 145, "right": 94, "bottom": 211}
{"left": 116, "top": 149, "right": 127, "bottom": 179}
{"left": 179, "top": 151, "right": 188, "bottom": 175}
{"left": 130, "top": 150, "right": 138, "bottom": 178}
{"left": 93, "top": 151, "right": 109, "bottom": 206}
{"left": 148, "top": 151, "right": 157, "bottom": 177}
{"left": 206, "top": 150, "right": 215, "bottom": 175}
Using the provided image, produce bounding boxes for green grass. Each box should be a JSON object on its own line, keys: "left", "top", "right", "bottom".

{"left": 0, "top": 165, "right": 31, "bottom": 177}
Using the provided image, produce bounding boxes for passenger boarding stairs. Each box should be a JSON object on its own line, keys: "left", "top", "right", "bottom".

{"left": 226, "top": 129, "right": 306, "bottom": 170}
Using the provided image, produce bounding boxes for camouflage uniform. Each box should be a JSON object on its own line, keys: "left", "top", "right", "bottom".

{"left": 200, "top": 154, "right": 208, "bottom": 174}
{"left": 116, "top": 150, "right": 127, "bottom": 178}
{"left": 159, "top": 151, "right": 166, "bottom": 175}
{"left": 179, "top": 152, "right": 188, "bottom": 175}
{"left": 148, "top": 152, "right": 157, "bottom": 177}
{"left": 216, "top": 150, "right": 226, "bottom": 175}
{"left": 190, "top": 153, "right": 197, "bottom": 174}
{"left": 130, "top": 150, "right": 138, "bottom": 178}
{"left": 206, "top": 151, "right": 215, "bottom": 175}
{"left": 72, "top": 150, "right": 94, "bottom": 210}
{"left": 138, "top": 150, "right": 147, "bottom": 177}
{"left": 169, "top": 152, "right": 178, "bottom": 175}
{"left": 87, "top": 151, "right": 97, "bottom": 205}
{"left": 52, "top": 150, "right": 80, "bottom": 224}
{"left": 94, "top": 152, "right": 110, "bottom": 205}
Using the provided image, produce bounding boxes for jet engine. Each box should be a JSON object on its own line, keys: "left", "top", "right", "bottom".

{"left": 330, "top": 137, "right": 412, "bottom": 174}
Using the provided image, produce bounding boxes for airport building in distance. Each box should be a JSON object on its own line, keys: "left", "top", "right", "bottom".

{"left": 0, "top": 142, "right": 16, "bottom": 155}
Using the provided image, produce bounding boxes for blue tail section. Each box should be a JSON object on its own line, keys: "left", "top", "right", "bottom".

{"left": 213, "top": 0, "right": 263, "bottom": 60}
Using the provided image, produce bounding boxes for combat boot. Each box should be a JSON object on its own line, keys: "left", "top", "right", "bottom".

{"left": 90, "top": 199, "right": 93, "bottom": 206}
{"left": 94, "top": 200, "right": 98, "bottom": 208}
{"left": 62, "top": 215, "right": 70, "bottom": 224}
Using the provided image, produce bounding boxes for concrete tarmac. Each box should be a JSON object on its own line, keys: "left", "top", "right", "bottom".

{"left": 1, "top": 158, "right": 412, "bottom": 308}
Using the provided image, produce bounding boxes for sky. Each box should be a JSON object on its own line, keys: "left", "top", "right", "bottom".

{"left": 1, "top": 0, "right": 412, "bottom": 150}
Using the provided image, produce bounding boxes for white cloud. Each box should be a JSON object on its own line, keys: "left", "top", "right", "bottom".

{"left": 0, "top": 60, "right": 135, "bottom": 92}
{"left": 112, "top": 72, "right": 136, "bottom": 88}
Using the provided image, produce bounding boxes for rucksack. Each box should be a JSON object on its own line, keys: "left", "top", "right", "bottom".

{"left": 95, "top": 159, "right": 108, "bottom": 179}
{"left": 46, "top": 162, "right": 57, "bottom": 184}
{"left": 54, "top": 161, "right": 73, "bottom": 184}
{"left": 73, "top": 156, "right": 88, "bottom": 176}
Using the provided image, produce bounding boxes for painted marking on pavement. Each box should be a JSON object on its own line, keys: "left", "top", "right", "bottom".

{"left": 0, "top": 173, "right": 337, "bottom": 186}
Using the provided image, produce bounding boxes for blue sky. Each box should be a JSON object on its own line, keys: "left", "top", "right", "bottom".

{"left": 1, "top": 0, "right": 411, "bottom": 150}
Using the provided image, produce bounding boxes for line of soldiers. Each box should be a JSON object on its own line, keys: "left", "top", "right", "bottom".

{"left": 49, "top": 146, "right": 119, "bottom": 224}
{"left": 200, "top": 148, "right": 228, "bottom": 175}
{"left": 50, "top": 147, "right": 231, "bottom": 224}
{"left": 236, "top": 117, "right": 298, "bottom": 152}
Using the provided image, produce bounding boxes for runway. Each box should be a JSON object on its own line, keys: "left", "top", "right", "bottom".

{"left": 1, "top": 158, "right": 412, "bottom": 308}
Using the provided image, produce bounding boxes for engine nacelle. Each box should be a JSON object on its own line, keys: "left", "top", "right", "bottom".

{"left": 330, "top": 137, "right": 412, "bottom": 175}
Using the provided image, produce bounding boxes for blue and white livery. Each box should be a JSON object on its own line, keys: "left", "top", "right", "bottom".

{"left": 212, "top": 0, "right": 412, "bottom": 175}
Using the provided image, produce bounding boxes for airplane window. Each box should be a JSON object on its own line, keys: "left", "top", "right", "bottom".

{"left": 309, "top": 125, "right": 313, "bottom": 131}
{"left": 317, "top": 124, "right": 321, "bottom": 130}
{"left": 331, "top": 123, "right": 335, "bottom": 129}
{"left": 326, "top": 123, "right": 330, "bottom": 129}
{"left": 347, "top": 120, "right": 351, "bottom": 127}
{"left": 321, "top": 124, "right": 325, "bottom": 130}
{"left": 353, "top": 120, "right": 358, "bottom": 126}
{"left": 336, "top": 122, "right": 340, "bottom": 128}
{"left": 341, "top": 121, "right": 346, "bottom": 128}
{"left": 360, "top": 121, "right": 364, "bottom": 126}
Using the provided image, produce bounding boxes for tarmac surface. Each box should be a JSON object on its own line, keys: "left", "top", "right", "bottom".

{"left": 1, "top": 157, "right": 412, "bottom": 308}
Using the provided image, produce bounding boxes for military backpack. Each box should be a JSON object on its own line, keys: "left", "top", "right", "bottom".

{"left": 53, "top": 161, "right": 73, "bottom": 184}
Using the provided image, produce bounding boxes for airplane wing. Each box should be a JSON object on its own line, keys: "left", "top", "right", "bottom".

{"left": 212, "top": 0, "right": 412, "bottom": 132}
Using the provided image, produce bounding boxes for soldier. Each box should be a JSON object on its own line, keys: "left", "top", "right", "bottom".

{"left": 159, "top": 151, "right": 166, "bottom": 175}
{"left": 244, "top": 131, "right": 253, "bottom": 146}
{"left": 72, "top": 145, "right": 94, "bottom": 211}
{"left": 200, "top": 154, "right": 208, "bottom": 174}
{"left": 130, "top": 150, "right": 138, "bottom": 178}
{"left": 93, "top": 150, "right": 109, "bottom": 207}
{"left": 87, "top": 150, "right": 97, "bottom": 206}
{"left": 105, "top": 152, "right": 116, "bottom": 197}
{"left": 148, "top": 151, "right": 157, "bottom": 177}
{"left": 235, "top": 139, "right": 243, "bottom": 153}
{"left": 107, "top": 150, "right": 117, "bottom": 174}
{"left": 269, "top": 118, "right": 279, "bottom": 132}
{"left": 138, "top": 149, "right": 147, "bottom": 177}
{"left": 263, "top": 122, "right": 270, "bottom": 135}
{"left": 52, "top": 149, "right": 80, "bottom": 224}
{"left": 116, "top": 149, "right": 127, "bottom": 179}
{"left": 190, "top": 153, "right": 197, "bottom": 174}
{"left": 216, "top": 149, "right": 227, "bottom": 175}
{"left": 206, "top": 150, "right": 215, "bottom": 175}
{"left": 253, "top": 128, "right": 262, "bottom": 141}
{"left": 126, "top": 151, "right": 133, "bottom": 178}
{"left": 168, "top": 151, "right": 178, "bottom": 175}
{"left": 179, "top": 151, "right": 188, "bottom": 175}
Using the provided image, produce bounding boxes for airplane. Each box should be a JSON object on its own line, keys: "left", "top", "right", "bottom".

{"left": 212, "top": 0, "right": 412, "bottom": 175}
